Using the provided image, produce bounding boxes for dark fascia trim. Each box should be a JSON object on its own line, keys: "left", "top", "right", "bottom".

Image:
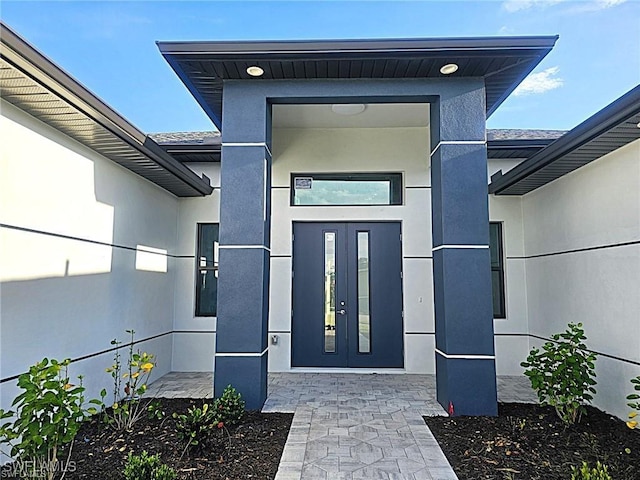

{"left": 0, "top": 21, "right": 212, "bottom": 196}
{"left": 485, "top": 40, "right": 556, "bottom": 117}
{"left": 159, "top": 143, "right": 221, "bottom": 163}
{"left": 160, "top": 143, "right": 221, "bottom": 152}
{"left": 156, "top": 35, "right": 559, "bottom": 55}
{"left": 489, "top": 85, "right": 640, "bottom": 195}
{"left": 487, "top": 138, "right": 557, "bottom": 150}
{"left": 162, "top": 54, "right": 222, "bottom": 127}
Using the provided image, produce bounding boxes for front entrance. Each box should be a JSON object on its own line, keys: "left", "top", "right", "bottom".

{"left": 292, "top": 222, "right": 404, "bottom": 368}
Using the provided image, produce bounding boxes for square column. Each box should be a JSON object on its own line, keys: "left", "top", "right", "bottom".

{"left": 430, "top": 90, "right": 498, "bottom": 416}
{"left": 215, "top": 93, "right": 271, "bottom": 410}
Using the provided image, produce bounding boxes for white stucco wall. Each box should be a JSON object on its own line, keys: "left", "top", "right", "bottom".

{"left": 268, "top": 126, "right": 435, "bottom": 373}
{"left": 488, "top": 196, "right": 529, "bottom": 375}
{"left": 173, "top": 163, "right": 220, "bottom": 372}
{"left": 0, "top": 100, "right": 178, "bottom": 410}
{"left": 522, "top": 139, "right": 640, "bottom": 419}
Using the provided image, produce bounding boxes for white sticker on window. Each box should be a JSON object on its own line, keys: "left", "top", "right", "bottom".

{"left": 294, "top": 177, "right": 313, "bottom": 189}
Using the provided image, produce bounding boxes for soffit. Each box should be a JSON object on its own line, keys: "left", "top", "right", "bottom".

{"left": 489, "top": 86, "right": 640, "bottom": 195}
{"left": 158, "top": 36, "right": 558, "bottom": 129}
{"left": 0, "top": 23, "right": 212, "bottom": 197}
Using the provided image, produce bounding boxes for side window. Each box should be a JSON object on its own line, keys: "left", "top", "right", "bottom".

{"left": 195, "top": 223, "right": 219, "bottom": 316}
{"left": 489, "top": 222, "right": 506, "bottom": 319}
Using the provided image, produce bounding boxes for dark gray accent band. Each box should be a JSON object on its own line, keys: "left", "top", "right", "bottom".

{"left": 506, "top": 239, "right": 640, "bottom": 260}
{"left": 0, "top": 223, "right": 195, "bottom": 259}
{"left": 0, "top": 331, "right": 173, "bottom": 384}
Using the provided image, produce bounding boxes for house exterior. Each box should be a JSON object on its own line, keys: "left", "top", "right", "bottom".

{"left": 1, "top": 21, "right": 639, "bottom": 419}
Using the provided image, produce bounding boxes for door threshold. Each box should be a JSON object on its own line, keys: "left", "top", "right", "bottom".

{"left": 287, "top": 367, "right": 406, "bottom": 374}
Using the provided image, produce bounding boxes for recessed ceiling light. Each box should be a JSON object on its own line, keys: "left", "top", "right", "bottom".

{"left": 331, "top": 104, "right": 366, "bottom": 116}
{"left": 636, "top": 121, "right": 640, "bottom": 128}
{"left": 440, "top": 63, "right": 459, "bottom": 75}
{"left": 246, "top": 66, "right": 264, "bottom": 77}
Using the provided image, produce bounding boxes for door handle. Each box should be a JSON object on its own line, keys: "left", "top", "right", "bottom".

{"left": 337, "top": 309, "right": 346, "bottom": 315}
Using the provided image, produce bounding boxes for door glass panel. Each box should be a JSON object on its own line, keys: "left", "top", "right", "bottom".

{"left": 324, "top": 232, "right": 336, "bottom": 353}
{"left": 357, "top": 231, "right": 371, "bottom": 353}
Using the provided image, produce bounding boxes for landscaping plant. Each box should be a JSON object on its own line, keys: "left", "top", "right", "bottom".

{"left": 212, "top": 385, "right": 245, "bottom": 426}
{"left": 173, "top": 402, "right": 218, "bottom": 453}
{"left": 626, "top": 375, "right": 640, "bottom": 429}
{"left": 123, "top": 451, "right": 176, "bottom": 480}
{"left": 570, "top": 461, "right": 612, "bottom": 480}
{"left": 173, "top": 385, "right": 245, "bottom": 456}
{"left": 101, "top": 329, "right": 156, "bottom": 431}
{"left": 0, "top": 358, "right": 101, "bottom": 480}
{"left": 521, "top": 322, "right": 597, "bottom": 424}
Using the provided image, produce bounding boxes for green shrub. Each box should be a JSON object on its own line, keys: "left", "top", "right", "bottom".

{"left": 520, "top": 322, "right": 597, "bottom": 424}
{"left": 173, "top": 402, "right": 218, "bottom": 451}
{"left": 626, "top": 375, "right": 640, "bottom": 429}
{"left": 570, "top": 461, "right": 612, "bottom": 480}
{"left": 152, "top": 464, "right": 177, "bottom": 480}
{"left": 123, "top": 451, "right": 176, "bottom": 480}
{"left": 212, "top": 385, "right": 245, "bottom": 426}
{"left": 0, "top": 358, "right": 101, "bottom": 480}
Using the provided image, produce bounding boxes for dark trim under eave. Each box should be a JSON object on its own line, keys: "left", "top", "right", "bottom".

{"left": 0, "top": 21, "right": 213, "bottom": 197}
{"left": 487, "top": 138, "right": 558, "bottom": 150}
{"left": 489, "top": 85, "right": 640, "bottom": 195}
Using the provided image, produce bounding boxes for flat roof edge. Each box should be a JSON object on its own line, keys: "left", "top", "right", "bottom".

{"left": 489, "top": 85, "right": 640, "bottom": 194}
{"left": 0, "top": 21, "right": 212, "bottom": 197}
{"left": 157, "top": 35, "right": 559, "bottom": 55}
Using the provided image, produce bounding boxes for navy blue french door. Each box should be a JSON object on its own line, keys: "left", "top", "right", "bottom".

{"left": 292, "top": 222, "right": 404, "bottom": 368}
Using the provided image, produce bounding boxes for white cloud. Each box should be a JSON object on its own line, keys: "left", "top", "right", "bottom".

{"left": 567, "top": 0, "right": 628, "bottom": 12}
{"left": 498, "top": 25, "right": 516, "bottom": 35}
{"left": 503, "top": 0, "right": 625, "bottom": 12}
{"left": 513, "top": 67, "right": 564, "bottom": 96}
{"left": 502, "top": 0, "right": 565, "bottom": 13}
{"left": 594, "top": 0, "right": 627, "bottom": 8}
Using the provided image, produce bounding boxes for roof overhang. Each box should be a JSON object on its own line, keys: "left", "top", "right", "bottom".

{"left": 489, "top": 85, "right": 640, "bottom": 195}
{"left": 488, "top": 138, "right": 557, "bottom": 159}
{"left": 150, "top": 131, "right": 221, "bottom": 163}
{"left": 157, "top": 36, "right": 559, "bottom": 130}
{"left": 0, "top": 22, "right": 213, "bottom": 197}
{"left": 487, "top": 130, "right": 567, "bottom": 159}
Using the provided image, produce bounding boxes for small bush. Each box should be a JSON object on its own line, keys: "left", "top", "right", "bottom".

{"left": 0, "top": 358, "right": 101, "bottom": 480}
{"left": 213, "top": 385, "right": 245, "bottom": 426}
{"left": 123, "top": 451, "right": 176, "bottom": 480}
{"left": 570, "top": 461, "right": 612, "bottom": 480}
{"left": 174, "top": 402, "right": 217, "bottom": 451}
{"left": 626, "top": 375, "right": 640, "bottom": 429}
{"left": 520, "top": 322, "right": 597, "bottom": 425}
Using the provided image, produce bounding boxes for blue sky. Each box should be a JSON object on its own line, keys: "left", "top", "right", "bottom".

{"left": 1, "top": 1, "right": 638, "bottom": 133}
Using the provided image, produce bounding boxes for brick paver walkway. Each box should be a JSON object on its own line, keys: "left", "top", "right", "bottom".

{"left": 146, "top": 372, "right": 536, "bottom": 480}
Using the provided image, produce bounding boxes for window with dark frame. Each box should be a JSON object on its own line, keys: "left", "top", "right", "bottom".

{"left": 489, "top": 222, "right": 506, "bottom": 319}
{"left": 195, "top": 223, "right": 219, "bottom": 317}
{"left": 291, "top": 173, "right": 403, "bottom": 206}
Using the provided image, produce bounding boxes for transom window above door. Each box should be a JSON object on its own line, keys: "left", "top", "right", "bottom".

{"left": 290, "top": 173, "right": 403, "bottom": 206}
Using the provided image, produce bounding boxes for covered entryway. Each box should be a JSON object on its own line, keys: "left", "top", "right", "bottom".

{"left": 292, "top": 222, "right": 404, "bottom": 368}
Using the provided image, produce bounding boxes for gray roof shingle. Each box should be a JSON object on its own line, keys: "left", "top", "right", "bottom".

{"left": 150, "top": 129, "right": 567, "bottom": 145}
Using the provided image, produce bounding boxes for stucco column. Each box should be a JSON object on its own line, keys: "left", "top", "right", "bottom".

{"left": 215, "top": 84, "right": 271, "bottom": 409}
{"left": 430, "top": 88, "right": 498, "bottom": 416}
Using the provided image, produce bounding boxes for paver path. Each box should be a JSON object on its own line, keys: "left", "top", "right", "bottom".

{"left": 263, "top": 373, "right": 457, "bottom": 480}
{"left": 146, "top": 371, "right": 536, "bottom": 479}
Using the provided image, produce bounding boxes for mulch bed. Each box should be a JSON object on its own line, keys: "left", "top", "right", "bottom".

{"left": 424, "top": 403, "right": 640, "bottom": 480}
{"left": 1, "top": 398, "right": 292, "bottom": 480}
